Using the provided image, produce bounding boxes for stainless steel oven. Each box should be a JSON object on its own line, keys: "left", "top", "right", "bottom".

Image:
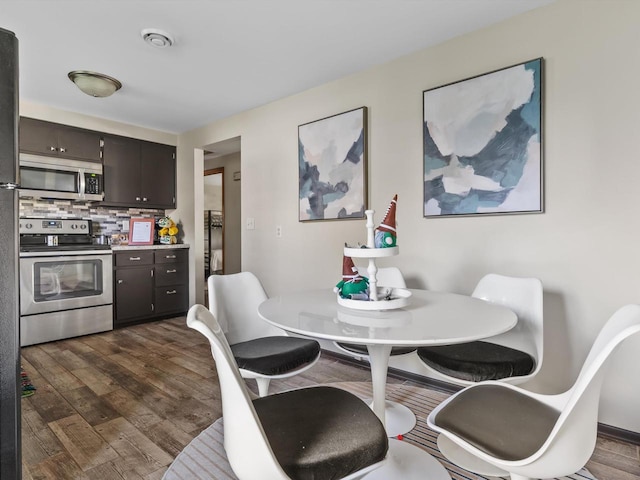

{"left": 19, "top": 218, "right": 113, "bottom": 346}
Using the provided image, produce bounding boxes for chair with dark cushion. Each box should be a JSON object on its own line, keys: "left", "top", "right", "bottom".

{"left": 208, "top": 272, "right": 321, "bottom": 397}
{"left": 187, "top": 304, "right": 388, "bottom": 480}
{"left": 427, "top": 304, "right": 640, "bottom": 480}
{"left": 418, "top": 273, "right": 543, "bottom": 386}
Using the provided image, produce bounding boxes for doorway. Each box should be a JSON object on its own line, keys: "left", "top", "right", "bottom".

{"left": 202, "top": 137, "right": 241, "bottom": 284}
{"left": 204, "top": 167, "right": 224, "bottom": 279}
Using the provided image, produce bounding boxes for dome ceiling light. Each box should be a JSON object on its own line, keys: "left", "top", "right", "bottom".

{"left": 67, "top": 70, "right": 122, "bottom": 98}
{"left": 141, "top": 28, "right": 174, "bottom": 48}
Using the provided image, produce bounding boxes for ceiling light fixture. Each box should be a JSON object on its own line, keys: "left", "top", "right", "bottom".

{"left": 141, "top": 28, "right": 174, "bottom": 48}
{"left": 68, "top": 70, "right": 122, "bottom": 98}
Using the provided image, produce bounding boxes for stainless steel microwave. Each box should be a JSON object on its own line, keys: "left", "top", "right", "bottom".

{"left": 19, "top": 154, "right": 104, "bottom": 201}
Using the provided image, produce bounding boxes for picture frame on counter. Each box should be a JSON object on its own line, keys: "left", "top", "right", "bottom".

{"left": 128, "top": 218, "right": 154, "bottom": 245}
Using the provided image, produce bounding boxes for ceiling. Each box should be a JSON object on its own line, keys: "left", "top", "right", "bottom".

{"left": 2, "top": 0, "right": 554, "bottom": 135}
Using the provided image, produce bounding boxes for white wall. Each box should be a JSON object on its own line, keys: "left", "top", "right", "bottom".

{"left": 178, "top": 0, "right": 640, "bottom": 433}
{"left": 203, "top": 176, "right": 222, "bottom": 211}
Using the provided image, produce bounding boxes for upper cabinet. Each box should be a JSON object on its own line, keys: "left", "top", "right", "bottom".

{"left": 19, "top": 117, "right": 102, "bottom": 163}
{"left": 102, "top": 134, "right": 176, "bottom": 209}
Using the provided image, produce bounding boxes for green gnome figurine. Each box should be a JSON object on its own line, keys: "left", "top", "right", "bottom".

{"left": 374, "top": 194, "right": 397, "bottom": 248}
{"left": 334, "top": 255, "right": 369, "bottom": 300}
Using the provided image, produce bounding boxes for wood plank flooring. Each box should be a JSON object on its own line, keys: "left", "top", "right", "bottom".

{"left": 21, "top": 317, "right": 639, "bottom": 480}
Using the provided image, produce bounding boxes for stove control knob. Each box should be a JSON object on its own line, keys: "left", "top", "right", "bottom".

{"left": 71, "top": 224, "right": 78, "bottom": 229}
{"left": 80, "top": 224, "right": 87, "bottom": 230}
{"left": 25, "top": 223, "right": 32, "bottom": 229}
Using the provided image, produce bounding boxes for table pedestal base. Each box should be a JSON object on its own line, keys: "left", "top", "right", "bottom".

{"left": 365, "top": 439, "right": 450, "bottom": 479}
{"left": 367, "top": 399, "right": 416, "bottom": 437}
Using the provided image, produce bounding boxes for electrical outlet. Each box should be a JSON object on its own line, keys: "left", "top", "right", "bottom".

{"left": 276, "top": 225, "right": 282, "bottom": 237}
{"left": 246, "top": 217, "right": 255, "bottom": 230}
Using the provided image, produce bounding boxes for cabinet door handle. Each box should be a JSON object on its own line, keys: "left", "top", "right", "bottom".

{"left": 117, "top": 279, "right": 123, "bottom": 284}
{"left": 59, "top": 147, "right": 66, "bottom": 153}
{"left": 142, "top": 197, "right": 148, "bottom": 202}
{"left": 166, "top": 290, "right": 177, "bottom": 295}
{"left": 165, "top": 255, "right": 176, "bottom": 259}
{"left": 129, "top": 256, "right": 141, "bottom": 261}
{"left": 49, "top": 146, "right": 57, "bottom": 152}
{"left": 166, "top": 269, "right": 177, "bottom": 273}
{"left": 135, "top": 196, "right": 141, "bottom": 201}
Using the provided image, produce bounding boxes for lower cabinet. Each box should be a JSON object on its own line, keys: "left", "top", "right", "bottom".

{"left": 114, "top": 248, "right": 189, "bottom": 328}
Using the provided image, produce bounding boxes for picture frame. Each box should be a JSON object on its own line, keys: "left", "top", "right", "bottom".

{"left": 128, "top": 217, "right": 155, "bottom": 245}
{"left": 298, "top": 106, "right": 368, "bottom": 221}
{"left": 423, "top": 58, "right": 543, "bottom": 218}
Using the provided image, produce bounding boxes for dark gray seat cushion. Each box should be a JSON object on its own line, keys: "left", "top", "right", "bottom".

{"left": 417, "top": 341, "right": 535, "bottom": 382}
{"left": 432, "top": 384, "right": 560, "bottom": 461}
{"left": 336, "top": 342, "right": 416, "bottom": 356}
{"left": 254, "top": 386, "right": 388, "bottom": 480}
{"left": 231, "top": 336, "right": 320, "bottom": 375}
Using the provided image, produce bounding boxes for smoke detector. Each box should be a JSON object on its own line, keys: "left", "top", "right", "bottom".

{"left": 141, "top": 28, "right": 174, "bottom": 48}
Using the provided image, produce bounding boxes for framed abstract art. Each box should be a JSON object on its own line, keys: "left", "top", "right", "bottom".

{"left": 298, "top": 107, "right": 368, "bottom": 221}
{"left": 423, "top": 58, "right": 543, "bottom": 217}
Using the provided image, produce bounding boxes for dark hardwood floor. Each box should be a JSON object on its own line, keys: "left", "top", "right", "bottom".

{"left": 20, "top": 317, "right": 640, "bottom": 479}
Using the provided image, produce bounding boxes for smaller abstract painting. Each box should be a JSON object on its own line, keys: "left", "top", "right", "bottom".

{"left": 299, "top": 107, "right": 368, "bottom": 221}
{"left": 423, "top": 58, "right": 543, "bottom": 217}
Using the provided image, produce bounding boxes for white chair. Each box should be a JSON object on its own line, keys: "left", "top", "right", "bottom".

{"left": 418, "top": 273, "right": 543, "bottom": 386}
{"left": 187, "top": 304, "right": 388, "bottom": 480}
{"left": 427, "top": 304, "right": 640, "bottom": 480}
{"left": 208, "top": 272, "right": 321, "bottom": 397}
{"left": 334, "top": 267, "right": 415, "bottom": 359}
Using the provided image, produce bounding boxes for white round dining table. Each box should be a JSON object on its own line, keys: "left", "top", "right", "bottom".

{"left": 258, "top": 288, "right": 517, "bottom": 480}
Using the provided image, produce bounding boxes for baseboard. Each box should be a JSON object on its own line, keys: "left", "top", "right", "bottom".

{"left": 322, "top": 348, "right": 640, "bottom": 446}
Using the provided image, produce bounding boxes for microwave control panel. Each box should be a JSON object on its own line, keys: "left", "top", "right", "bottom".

{"left": 84, "top": 173, "right": 102, "bottom": 194}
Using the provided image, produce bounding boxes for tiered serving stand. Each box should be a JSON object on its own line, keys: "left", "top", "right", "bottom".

{"left": 338, "top": 209, "right": 411, "bottom": 310}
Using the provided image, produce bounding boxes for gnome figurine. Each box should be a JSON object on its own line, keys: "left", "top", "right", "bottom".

{"left": 374, "top": 194, "right": 398, "bottom": 248}
{"left": 334, "top": 255, "right": 369, "bottom": 300}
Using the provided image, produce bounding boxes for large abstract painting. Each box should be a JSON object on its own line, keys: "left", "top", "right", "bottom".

{"left": 423, "top": 58, "right": 543, "bottom": 217}
{"left": 299, "top": 107, "right": 367, "bottom": 221}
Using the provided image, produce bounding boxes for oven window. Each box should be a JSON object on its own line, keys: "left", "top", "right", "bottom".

{"left": 20, "top": 166, "right": 78, "bottom": 193}
{"left": 33, "top": 259, "right": 103, "bottom": 301}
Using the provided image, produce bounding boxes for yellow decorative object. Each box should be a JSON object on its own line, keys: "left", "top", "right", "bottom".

{"left": 157, "top": 216, "right": 179, "bottom": 245}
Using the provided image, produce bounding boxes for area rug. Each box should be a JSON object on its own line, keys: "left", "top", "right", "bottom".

{"left": 163, "top": 382, "right": 597, "bottom": 480}
{"left": 21, "top": 367, "right": 36, "bottom": 398}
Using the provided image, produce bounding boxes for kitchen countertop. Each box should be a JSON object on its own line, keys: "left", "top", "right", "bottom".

{"left": 111, "top": 244, "right": 189, "bottom": 251}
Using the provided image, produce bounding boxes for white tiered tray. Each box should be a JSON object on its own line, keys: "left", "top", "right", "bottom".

{"left": 344, "top": 246, "right": 399, "bottom": 258}
{"left": 340, "top": 208, "right": 410, "bottom": 311}
{"left": 337, "top": 287, "right": 412, "bottom": 311}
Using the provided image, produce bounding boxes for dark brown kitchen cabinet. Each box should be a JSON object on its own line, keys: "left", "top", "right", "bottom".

{"left": 19, "top": 117, "right": 102, "bottom": 162}
{"left": 113, "top": 251, "right": 154, "bottom": 327}
{"left": 102, "top": 134, "right": 176, "bottom": 209}
{"left": 113, "top": 248, "right": 189, "bottom": 328}
{"left": 154, "top": 249, "right": 189, "bottom": 315}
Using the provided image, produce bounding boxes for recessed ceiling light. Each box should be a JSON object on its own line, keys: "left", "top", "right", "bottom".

{"left": 141, "top": 28, "right": 174, "bottom": 48}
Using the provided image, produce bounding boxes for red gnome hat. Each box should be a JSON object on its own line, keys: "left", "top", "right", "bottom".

{"left": 378, "top": 194, "right": 397, "bottom": 234}
{"left": 342, "top": 255, "right": 361, "bottom": 281}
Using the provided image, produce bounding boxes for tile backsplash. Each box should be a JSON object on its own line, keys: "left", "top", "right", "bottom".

{"left": 19, "top": 198, "right": 166, "bottom": 237}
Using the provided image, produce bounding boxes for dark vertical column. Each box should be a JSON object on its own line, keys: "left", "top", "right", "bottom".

{"left": 0, "top": 26, "right": 21, "bottom": 480}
